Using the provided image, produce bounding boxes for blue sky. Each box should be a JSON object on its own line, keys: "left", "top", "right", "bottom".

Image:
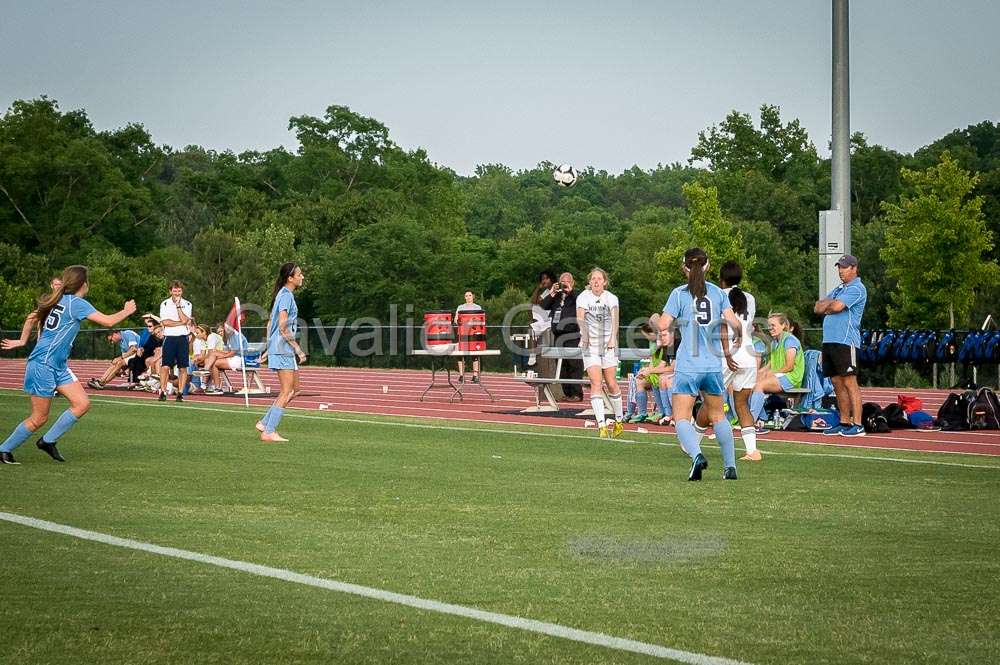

{"left": 2, "top": 0, "right": 997, "bottom": 174}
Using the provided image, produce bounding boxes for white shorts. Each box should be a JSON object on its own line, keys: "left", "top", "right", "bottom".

{"left": 226, "top": 356, "right": 243, "bottom": 371}
{"left": 724, "top": 365, "right": 757, "bottom": 392}
{"left": 582, "top": 347, "right": 619, "bottom": 371}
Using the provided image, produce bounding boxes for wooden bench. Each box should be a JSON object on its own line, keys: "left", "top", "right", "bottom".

{"left": 515, "top": 346, "right": 651, "bottom": 414}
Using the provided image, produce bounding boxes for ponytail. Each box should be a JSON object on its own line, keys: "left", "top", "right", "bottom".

{"left": 719, "top": 261, "right": 747, "bottom": 317}
{"left": 270, "top": 262, "right": 299, "bottom": 310}
{"left": 683, "top": 248, "right": 708, "bottom": 298}
{"left": 35, "top": 265, "right": 88, "bottom": 327}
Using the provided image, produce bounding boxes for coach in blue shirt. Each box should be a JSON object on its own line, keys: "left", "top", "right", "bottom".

{"left": 814, "top": 254, "right": 868, "bottom": 437}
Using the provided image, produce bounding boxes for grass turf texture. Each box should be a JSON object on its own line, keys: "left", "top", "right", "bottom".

{"left": 1, "top": 391, "right": 999, "bottom": 665}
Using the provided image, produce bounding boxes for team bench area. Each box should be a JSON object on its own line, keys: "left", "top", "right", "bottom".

{"left": 514, "top": 346, "right": 651, "bottom": 414}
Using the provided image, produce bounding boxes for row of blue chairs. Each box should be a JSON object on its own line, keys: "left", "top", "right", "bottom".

{"left": 859, "top": 329, "right": 1000, "bottom": 366}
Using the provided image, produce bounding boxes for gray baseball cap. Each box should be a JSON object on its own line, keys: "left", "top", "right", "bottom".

{"left": 835, "top": 254, "right": 859, "bottom": 268}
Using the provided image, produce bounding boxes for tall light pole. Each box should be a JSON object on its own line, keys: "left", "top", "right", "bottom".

{"left": 820, "top": 0, "right": 851, "bottom": 298}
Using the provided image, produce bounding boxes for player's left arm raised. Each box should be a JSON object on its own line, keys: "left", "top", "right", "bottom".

{"left": 88, "top": 300, "right": 137, "bottom": 328}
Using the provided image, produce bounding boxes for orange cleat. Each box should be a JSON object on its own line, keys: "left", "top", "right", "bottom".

{"left": 260, "top": 432, "right": 288, "bottom": 443}
{"left": 740, "top": 449, "right": 762, "bottom": 462}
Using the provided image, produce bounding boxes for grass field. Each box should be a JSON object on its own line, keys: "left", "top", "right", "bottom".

{"left": 1, "top": 390, "right": 999, "bottom": 665}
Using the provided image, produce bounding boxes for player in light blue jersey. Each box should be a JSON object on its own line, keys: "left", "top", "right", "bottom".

{"left": 0, "top": 266, "right": 136, "bottom": 465}
{"left": 256, "top": 262, "right": 306, "bottom": 442}
{"left": 88, "top": 329, "right": 141, "bottom": 389}
{"left": 657, "top": 248, "right": 743, "bottom": 481}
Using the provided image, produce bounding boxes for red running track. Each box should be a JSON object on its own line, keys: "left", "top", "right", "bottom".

{"left": 1, "top": 359, "right": 998, "bottom": 457}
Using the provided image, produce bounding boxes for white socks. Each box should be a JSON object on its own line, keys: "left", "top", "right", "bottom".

{"left": 609, "top": 393, "right": 623, "bottom": 421}
{"left": 590, "top": 395, "right": 607, "bottom": 425}
{"left": 742, "top": 427, "right": 757, "bottom": 453}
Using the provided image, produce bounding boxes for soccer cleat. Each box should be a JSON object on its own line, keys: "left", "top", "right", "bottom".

{"left": 87, "top": 378, "right": 103, "bottom": 390}
{"left": 723, "top": 466, "right": 738, "bottom": 480}
{"left": 740, "top": 449, "right": 762, "bottom": 462}
{"left": 599, "top": 425, "right": 609, "bottom": 439}
{"left": 260, "top": 431, "right": 289, "bottom": 443}
{"left": 175, "top": 394, "right": 184, "bottom": 402}
{"left": 840, "top": 424, "right": 866, "bottom": 437}
{"left": 36, "top": 438, "right": 65, "bottom": 462}
{"left": 688, "top": 453, "right": 708, "bottom": 481}
{"left": 204, "top": 388, "right": 224, "bottom": 396}
{"left": 823, "top": 423, "right": 848, "bottom": 436}
{"left": 611, "top": 420, "right": 624, "bottom": 438}
{"left": 255, "top": 421, "right": 265, "bottom": 433}
{"left": 0, "top": 451, "right": 20, "bottom": 465}
{"left": 158, "top": 392, "right": 167, "bottom": 402}
{"left": 471, "top": 375, "right": 479, "bottom": 384}
{"left": 754, "top": 426, "right": 769, "bottom": 435}
{"left": 629, "top": 414, "right": 650, "bottom": 424}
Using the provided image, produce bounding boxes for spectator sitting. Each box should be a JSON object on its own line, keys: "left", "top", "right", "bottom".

{"left": 88, "top": 329, "right": 141, "bottom": 389}
{"left": 748, "top": 313, "right": 805, "bottom": 427}
{"left": 129, "top": 324, "right": 164, "bottom": 386}
{"left": 629, "top": 317, "right": 675, "bottom": 425}
{"left": 203, "top": 325, "right": 250, "bottom": 395}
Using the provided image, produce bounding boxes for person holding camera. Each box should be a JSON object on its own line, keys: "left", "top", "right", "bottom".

{"left": 540, "top": 272, "right": 583, "bottom": 401}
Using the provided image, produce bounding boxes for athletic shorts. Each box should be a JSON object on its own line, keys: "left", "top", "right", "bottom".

{"left": 161, "top": 336, "right": 189, "bottom": 370}
{"left": 226, "top": 356, "right": 244, "bottom": 371}
{"left": 24, "top": 361, "right": 78, "bottom": 397}
{"left": 776, "top": 373, "right": 795, "bottom": 391}
{"left": 582, "top": 347, "right": 618, "bottom": 371}
{"left": 724, "top": 365, "right": 757, "bottom": 392}
{"left": 822, "top": 343, "right": 857, "bottom": 377}
{"left": 268, "top": 353, "right": 298, "bottom": 371}
{"left": 672, "top": 371, "right": 726, "bottom": 397}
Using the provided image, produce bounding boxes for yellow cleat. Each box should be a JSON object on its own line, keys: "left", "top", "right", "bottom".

{"left": 740, "top": 449, "right": 763, "bottom": 461}
{"left": 599, "top": 425, "right": 609, "bottom": 439}
{"left": 611, "top": 420, "right": 624, "bottom": 438}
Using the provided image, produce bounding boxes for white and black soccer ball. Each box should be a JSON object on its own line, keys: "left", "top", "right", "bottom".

{"left": 553, "top": 163, "right": 577, "bottom": 187}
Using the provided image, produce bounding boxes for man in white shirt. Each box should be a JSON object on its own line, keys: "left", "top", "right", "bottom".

{"left": 158, "top": 280, "right": 193, "bottom": 402}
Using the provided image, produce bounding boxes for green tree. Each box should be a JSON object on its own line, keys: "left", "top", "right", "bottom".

{"left": 654, "top": 182, "right": 756, "bottom": 290}
{"left": 690, "top": 104, "right": 818, "bottom": 181}
{"left": 880, "top": 153, "right": 1000, "bottom": 328}
{"left": 0, "top": 98, "right": 156, "bottom": 260}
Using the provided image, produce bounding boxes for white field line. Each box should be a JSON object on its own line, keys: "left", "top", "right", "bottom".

{"left": 0, "top": 511, "right": 752, "bottom": 665}
{"left": 55, "top": 395, "right": 1000, "bottom": 469}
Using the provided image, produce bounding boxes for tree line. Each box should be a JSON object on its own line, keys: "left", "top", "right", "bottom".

{"left": 1, "top": 97, "right": 998, "bottom": 342}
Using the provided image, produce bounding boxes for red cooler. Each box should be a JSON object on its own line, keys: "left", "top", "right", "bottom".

{"left": 456, "top": 309, "right": 487, "bottom": 352}
{"left": 423, "top": 310, "right": 454, "bottom": 348}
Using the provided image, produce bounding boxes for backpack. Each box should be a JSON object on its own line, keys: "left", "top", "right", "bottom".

{"left": 968, "top": 387, "right": 1000, "bottom": 430}
{"left": 861, "top": 403, "right": 890, "bottom": 433}
{"left": 937, "top": 391, "right": 973, "bottom": 431}
{"left": 882, "top": 403, "right": 913, "bottom": 429}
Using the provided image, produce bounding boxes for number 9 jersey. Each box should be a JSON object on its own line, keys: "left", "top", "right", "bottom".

{"left": 663, "top": 282, "right": 732, "bottom": 374}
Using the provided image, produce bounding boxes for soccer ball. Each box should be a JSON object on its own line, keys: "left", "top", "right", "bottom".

{"left": 553, "top": 164, "right": 577, "bottom": 187}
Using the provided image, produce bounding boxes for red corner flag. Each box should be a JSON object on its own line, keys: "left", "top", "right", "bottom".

{"left": 226, "top": 300, "right": 246, "bottom": 332}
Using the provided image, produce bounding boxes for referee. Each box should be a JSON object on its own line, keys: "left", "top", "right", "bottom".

{"left": 158, "top": 280, "right": 193, "bottom": 402}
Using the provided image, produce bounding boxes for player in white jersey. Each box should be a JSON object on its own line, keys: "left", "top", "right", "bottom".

{"left": 575, "top": 268, "right": 624, "bottom": 439}
{"left": 695, "top": 261, "right": 762, "bottom": 461}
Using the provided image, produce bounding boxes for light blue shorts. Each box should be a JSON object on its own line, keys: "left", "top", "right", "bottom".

{"left": 777, "top": 374, "right": 795, "bottom": 391}
{"left": 672, "top": 371, "right": 726, "bottom": 397}
{"left": 268, "top": 354, "right": 298, "bottom": 371}
{"left": 24, "top": 361, "right": 78, "bottom": 397}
